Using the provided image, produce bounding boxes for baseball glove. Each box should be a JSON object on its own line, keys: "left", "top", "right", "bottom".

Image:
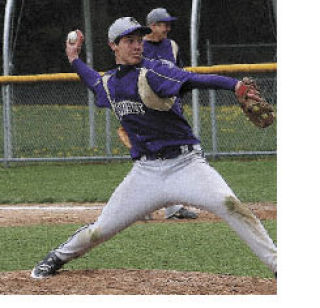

{"left": 117, "top": 126, "right": 132, "bottom": 149}
{"left": 235, "top": 77, "right": 275, "bottom": 128}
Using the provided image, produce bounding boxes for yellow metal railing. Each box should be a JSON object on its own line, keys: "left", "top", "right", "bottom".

{"left": 184, "top": 63, "right": 276, "bottom": 74}
{"left": 0, "top": 63, "right": 276, "bottom": 84}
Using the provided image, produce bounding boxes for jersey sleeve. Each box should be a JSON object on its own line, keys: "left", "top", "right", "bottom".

{"left": 145, "top": 61, "right": 238, "bottom": 98}
{"left": 71, "top": 58, "right": 111, "bottom": 108}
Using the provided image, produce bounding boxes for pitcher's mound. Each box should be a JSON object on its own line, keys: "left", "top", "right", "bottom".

{"left": 0, "top": 269, "right": 276, "bottom": 295}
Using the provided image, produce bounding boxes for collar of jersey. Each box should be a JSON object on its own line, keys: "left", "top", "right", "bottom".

{"left": 144, "top": 39, "right": 162, "bottom": 45}
{"left": 116, "top": 64, "right": 138, "bottom": 78}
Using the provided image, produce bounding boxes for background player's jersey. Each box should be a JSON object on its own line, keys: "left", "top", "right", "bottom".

{"left": 72, "top": 58, "right": 237, "bottom": 159}
{"left": 143, "top": 38, "right": 183, "bottom": 67}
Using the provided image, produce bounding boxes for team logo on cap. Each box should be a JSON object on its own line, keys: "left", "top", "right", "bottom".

{"left": 129, "top": 17, "right": 139, "bottom": 25}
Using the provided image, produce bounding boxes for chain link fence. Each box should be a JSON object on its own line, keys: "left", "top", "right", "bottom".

{"left": 0, "top": 70, "right": 276, "bottom": 163}
{"left": 1, "top": 0, "right": 276, "bottom": 163}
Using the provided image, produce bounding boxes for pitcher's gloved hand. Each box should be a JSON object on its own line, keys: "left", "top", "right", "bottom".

{"left": 235, "top": 77, "right": 275, "bottom": 128}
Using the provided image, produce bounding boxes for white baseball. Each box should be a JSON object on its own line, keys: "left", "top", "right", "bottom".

{"left": 67, "top": 31, "right": 78, "bottom": 44}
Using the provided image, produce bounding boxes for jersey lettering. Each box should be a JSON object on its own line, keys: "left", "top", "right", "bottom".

{"left": 112, "top": 100, "right": 145, "bottom": 120}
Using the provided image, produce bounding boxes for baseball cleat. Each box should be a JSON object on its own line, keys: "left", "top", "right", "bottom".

{"left": 30, "top": 251, "right": 65, "bottom": 279}
{"left": 167, "top": 207, "right": 198, "bottom": 219}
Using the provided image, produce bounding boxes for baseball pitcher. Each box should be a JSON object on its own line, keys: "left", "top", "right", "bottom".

{"left": 31, "top": 17, "right": 276, "bottom": 279}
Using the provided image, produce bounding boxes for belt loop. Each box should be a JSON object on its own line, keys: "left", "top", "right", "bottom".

{"left": 190, "top": 144, "right": 204, "bottom": 157}
{"left": 180, "top": 145, "right": 189, "bottom": 154}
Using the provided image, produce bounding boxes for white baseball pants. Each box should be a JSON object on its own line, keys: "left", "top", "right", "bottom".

{"left": 55, "top": 150, "right": 277, "bottom": 273}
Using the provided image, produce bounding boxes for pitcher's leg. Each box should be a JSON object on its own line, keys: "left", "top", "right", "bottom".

{"left": 220, "top": 195, "right": 277, "bottom": 273}
{"left": 55, "top": 164, "right": 163, "bottom": 262}
{"left": 167, "top": 154, "right": 277, "bottom": 273}
{"left": 31, "top": 162, "right": 163, "bottom": 279}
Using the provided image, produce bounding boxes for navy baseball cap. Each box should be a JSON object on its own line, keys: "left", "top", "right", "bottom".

{"left": 108, "top": 17, "right": 151, "bottom": 43}
{"left": 146, "top": 8, "right": 178, "bottom": 25}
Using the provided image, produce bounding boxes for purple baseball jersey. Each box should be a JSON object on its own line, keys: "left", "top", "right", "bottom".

{"left": 143, "top": 38, "right": 183, "bottom": 67}
{"left": 72, "top": 57, "right": 238, "bottom": 159}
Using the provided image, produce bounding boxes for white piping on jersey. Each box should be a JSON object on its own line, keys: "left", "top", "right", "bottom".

{"left": 102, "top": 73, "right": 120, "bottom": 117}
{"left": 145, "top": 67, "right": 183, "bottom": 84}
{"left": 101, "top": 74, "right": 113, "bottom": 104}
{"left": 93, "top": 79, "right": 101, "bottom": 87}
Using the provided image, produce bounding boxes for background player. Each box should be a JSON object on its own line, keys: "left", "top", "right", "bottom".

{"left": 143, "top": 8, "right": 183, "bottom": 67}
{"left": 31, "top": 17, "right": 277, "bottom": 279}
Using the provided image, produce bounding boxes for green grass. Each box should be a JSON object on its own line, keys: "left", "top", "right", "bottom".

{"left": 0, "top": 161, "right": 132, "bottom": 204}
{"left": 0, "top": 220, "right": 276, "bottom": 277}
{"left": 198, "top": 105, "right": 277, "bottom": 153}
{"left": 212, "top": 158, "right": 276, "bottom": 202}
{"left": 0, "top": 158, "right": 276, "bottom": 204}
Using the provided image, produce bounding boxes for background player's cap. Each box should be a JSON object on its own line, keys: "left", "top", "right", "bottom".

{"left": 146, "top": 8, "right": 178, "bottom": 25}
{"left": 108, "top": 17, "right": 151, "bottom": 43}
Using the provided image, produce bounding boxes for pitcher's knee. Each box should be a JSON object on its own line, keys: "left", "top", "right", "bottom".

{"left": 224, "top": 196, "right": 257, "bottom": 223}
{"left": 78, "top": 224, "right": 103, "bottom": 245}
{"left": 89, "top": 226, "right": 103, "bottom": 243}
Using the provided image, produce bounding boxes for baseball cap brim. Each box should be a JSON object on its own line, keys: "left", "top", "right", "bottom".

{"left": 116, "top": 26, "right": 151, "bottom": 41}
{"left": 157, "top": 16, "right": 177, "bottom": 22}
